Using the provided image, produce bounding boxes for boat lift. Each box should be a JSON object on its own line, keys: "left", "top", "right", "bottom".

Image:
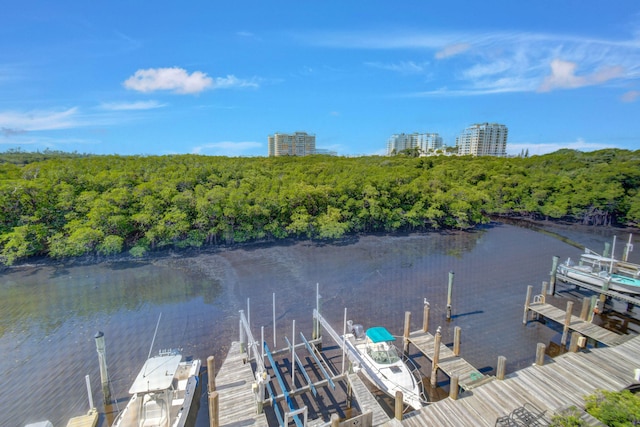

{"left": 238, "top": 289, "right": 345, "bottom": 427}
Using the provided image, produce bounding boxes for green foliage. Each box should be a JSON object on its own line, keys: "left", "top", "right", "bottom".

{"left": 585, "top": 389, "right": 640, "bottom": 426}
{"left": 0, "top": 149, "right": 638, "bottom": 264}
{"left": 550, "top": 406, "right": 586, "bottom": 426}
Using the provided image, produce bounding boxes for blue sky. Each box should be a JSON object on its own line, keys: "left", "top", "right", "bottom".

{"left": 1, "top": 1, "right": 639, "bottom": 157}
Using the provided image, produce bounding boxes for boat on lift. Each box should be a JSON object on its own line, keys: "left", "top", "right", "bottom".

{"left": 343, "top": 321, "right": 426, "bottom": 411}
{"left": 557, "top": 258, "right": 640, "bottom": 295}
{"left": 112, "top": 349, "right": 201, "bottom": 427}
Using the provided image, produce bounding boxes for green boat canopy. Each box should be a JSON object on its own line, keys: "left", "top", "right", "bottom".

{"left": 366, "top": 326, "right": 395, "bottom": 343}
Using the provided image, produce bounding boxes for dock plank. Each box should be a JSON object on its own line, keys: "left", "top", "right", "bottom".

{"left": 407, "top": 331, "right": 492, "bottom": 390}
{"left": 215, "top": 341, "right": 269, "bottom": 427}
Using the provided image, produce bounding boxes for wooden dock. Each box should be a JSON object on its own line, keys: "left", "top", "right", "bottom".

{"left": 393, "top": 334, "right": 640, "bottom": 426}
{"left": 65, "top": 409, "right": 98, "bottom": 427}
{"left": 346, "top": 373, "right": 391, "bottom": 426}
{"left": 406, "top": 330, "right": 493, "bottom": 390}
{"left": 527, "top": 302, "right": 632, "bottom": 346}
{"left": 215, "top": 341, "right": 269, "bottom": 427}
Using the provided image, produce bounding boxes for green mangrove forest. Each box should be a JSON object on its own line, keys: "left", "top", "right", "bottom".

{"left": 0, "top": 148, "right": 639, "bottom": 265}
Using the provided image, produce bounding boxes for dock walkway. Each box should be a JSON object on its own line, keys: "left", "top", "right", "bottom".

{"left": 393, "top": 334, "right": 640, "bottom": 426}
{"left": 407, "top": 331, "right": 493, "bottom": 390}
{"left": 528, "top": 302, "right": 631, "bottom": 346}
{"left": 215, "top": 341, "right": 269, "bottom": 427}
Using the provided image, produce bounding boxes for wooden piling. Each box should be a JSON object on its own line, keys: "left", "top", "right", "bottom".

{"left": 330, "top": 413, "right": 340, "bottom": 427}
{"left": 209, "top": 390, "right": 219, "bottom": 427}
{"left": 449, "top": 375, "right": 459, "bottom": 400}
{"left": 541, "top": 281, "right": 548, "bottom": 302}
{"left": 395, "top": 390, "right": 404, "bottom": 420}
{"left": 549, "top": 256, "right": 559, "bottom": 295}
{"left": 403, "top": 311, "right": 411, "bottom": 355}
{"left": 569, "top": 331, "right": 583, "bottom": 353}
{"left": 523, "top": 285, "right": 533, "bottom": 324}
{"left": 422, "top": 302, "right": 430, "bottom": 333}
{"left": 94, "top": 331, "right": 111, "bottom": 405}
{"left": 453, "top": 326, "right": 461, "bottom": 356}
{"left": 561, "top": 301, "right": 574, "bottom": 346}
{"left": 431, "top": 329, "right": 442, "bottom": 387}
{"left": 496, "top": 356, "right": 506, "bottom": 380}
{"left": 580, "top": 297, "right": 590, "bottom": 321}
{"left": 207, "top": 356, "right": 216, "bottom": 392}
{"left": 535, "top": 343, "right": 546, "bottom": 366}
{"left": 446, "top": 271, "right": 454, "bottom": 320}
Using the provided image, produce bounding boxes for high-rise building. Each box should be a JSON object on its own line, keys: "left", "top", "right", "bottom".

{"left": 268, "top": 132, "right": 316, "bottom": 157}
{"left": 456, "top": 123, "right": 508, "bottom": 156}
{"left": 387, "top": 133, "right": 443, "bottom": 155}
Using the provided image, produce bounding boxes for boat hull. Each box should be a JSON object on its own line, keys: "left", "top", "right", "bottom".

{"left": 344, "top": 336, "right": 423, "bottom": 411}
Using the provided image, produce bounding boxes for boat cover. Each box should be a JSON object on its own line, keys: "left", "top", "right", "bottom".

{"left": 366, "top": 326, "right": 395, "bottom": 343}
{"left": 129, "top": 354, "right": 182, "bottom": 394}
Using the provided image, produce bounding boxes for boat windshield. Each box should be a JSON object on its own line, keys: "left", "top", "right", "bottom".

{"left": 368, "top": 343, "right": 401, "bottom": 364}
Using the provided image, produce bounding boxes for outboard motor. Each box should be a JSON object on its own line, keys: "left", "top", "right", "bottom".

{"left": 352, "top": 323, "right": 365, "bottom": 340}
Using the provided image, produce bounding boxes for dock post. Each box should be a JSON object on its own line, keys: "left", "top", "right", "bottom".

{"left": 580, "top": 297, "right": 590, "bottom": 321}
{"left": 603, "top": 242, "right": 611, "bottom": 258}
{"left": 209, "top": 390, "right": 219, "bottom": 427}
{"left": 207, "top": 356, "right": 216, "bottom": 392}
{"left": 588, "top": 295, "right": 598, "bottom": 322}
{"left": 453, "top": 326, "right": 461, "bottom": 356}
{"left": 313, "top": 283, "right": 322, "bottom": 345}
{"left": 523, "top": 285, "right": 533, "bottom": 325}
{"left": 403, "top": 311, "right": 411, "bottom": 355}
{"left": 94, "top": 331, "right": 111, "bottom": 405}
{"left": 550, "top": 256, "right": 559, "bottom": 295}
{"left": 431, "top": 328, "right": 442, "bottom": 387}
{"left": 330, "top": 413, "right": 340, "bottom": 427}
{"left": 85, "top": 375, "right": 94, "bottom": 410}
{"left": 569, "top": 331, "right": 582, "bottom": 352}
{"left": 561, "top": 301, "right": 574, "bottom": 346}
{"left": 449, "top": 375, "right": 459, "bottom": 400}
{"left": 446, "top": 271, "right": 454, "bottom": 320}
{"left": 422, "top": 301, "right": 430, "bottom": 332}
{"left": 239, "top": 310, "right": 246, "bottom": 354}
{"left": 273, "top": 293, "right": 277, "bottom": 347}
{"left": 346, "top": 378, "right": 352, "bottom": 409}
{"left": 395, "top": 390, "right": 404, "bottom": 420}
{"left": 496, "top": 356, "right": 506, "bottom": 380}
{"left": 541, "top": 281, "right": 548, "bottom": 302}
{"left": 535, "top": 343, "right": 546, "bottom": 366}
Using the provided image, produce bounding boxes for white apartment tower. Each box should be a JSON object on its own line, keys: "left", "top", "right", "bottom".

{"left": 268, "top": 132, "right": 316, "bottom": 157}
{"left": 387, "top": 133, "right": 443, "bottom": 155}
{"left": 456, "top": 123, "right": 508, "bottom": 156}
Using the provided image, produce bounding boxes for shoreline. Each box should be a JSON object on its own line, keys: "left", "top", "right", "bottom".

{"left": 3, "top": 218, "right": 638, "bottom": 272}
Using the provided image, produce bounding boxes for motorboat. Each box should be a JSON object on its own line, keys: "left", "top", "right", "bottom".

{"left": 557, "top": 258, "right": 640, "bottom": 295}
{"left": 112, "top": 349, "right": 201, "bottom": 427}
{"left": 343, "top": 321, "right": 425, "bottom": 411}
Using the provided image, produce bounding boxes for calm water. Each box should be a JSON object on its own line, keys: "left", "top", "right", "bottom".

{"left": 1, "top": 222, "right": 638, "bottom": 427}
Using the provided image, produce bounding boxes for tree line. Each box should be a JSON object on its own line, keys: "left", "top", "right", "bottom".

{"left": 0, "top": 148, "right": 638, "bottom": 265}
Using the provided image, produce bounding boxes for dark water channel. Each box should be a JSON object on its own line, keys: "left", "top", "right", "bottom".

{"left": 1, "top": 222, "right": 638, "bottom": 427}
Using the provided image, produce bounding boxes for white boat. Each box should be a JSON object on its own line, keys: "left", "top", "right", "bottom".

{"left": 557, "top": 258, "right": 640, "bottom": 295}
{"left": 343, "top": 321, "right": 425, "bottom": 411}
{"left": 112, "top": 349, "right": 201, "bottom": 427}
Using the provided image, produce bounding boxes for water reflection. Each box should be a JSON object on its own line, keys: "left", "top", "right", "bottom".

{"left": 1, "top": 223, "right": 636, "bottom": 427}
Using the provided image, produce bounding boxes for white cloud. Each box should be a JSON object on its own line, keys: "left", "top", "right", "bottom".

{"left": 621, "top": 90, "right": 640, "bottom": 102}
{"left": 214, "top": 75, "right": 259, "bottom": 89}
{"left": 435, "top": 43, "right": 471, "bottom": 59}
{"left": 124, "top": 67, "right": 213, "bottom": 94}
{"left": 0, "top": 108, "right": 79, "bottom": 131}
{"left": 538, "top": 59, "right": 625, "bottom": 92}
{"left": 124, "top": 67, "right": 258, "bottom": 94}
{"left": 100, "top": 100, "right": 167, "bottom": 111}
{"left": 299, "top": 29, "right": 640, "bottom": 96}
{"left": 365, "top": 61, "right": 427, "bottom": 74}
{"left": 192, "top": 141, "right": 262, "bottom": 156}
